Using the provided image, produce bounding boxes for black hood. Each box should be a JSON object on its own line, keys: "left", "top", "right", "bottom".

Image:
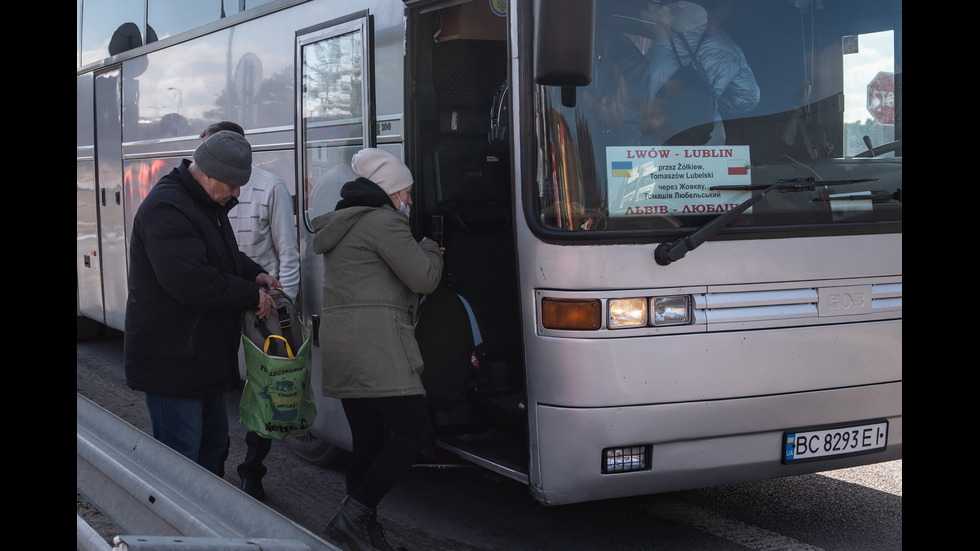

{"left": 335, "top": 177, "right": 396, "bottom": 211}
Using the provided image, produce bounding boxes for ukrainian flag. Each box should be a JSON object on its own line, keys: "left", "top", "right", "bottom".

{"left": 611, "top": 161, "right": 633, "bottom": 177}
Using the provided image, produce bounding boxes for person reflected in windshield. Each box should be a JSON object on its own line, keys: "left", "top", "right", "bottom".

{"left": 592, "top": 1, "right": 657, "bottom": 146}
{"left": 633, "top": 1, "right": 760, "bottom": 145}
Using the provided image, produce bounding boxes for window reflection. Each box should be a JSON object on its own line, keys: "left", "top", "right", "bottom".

{"left": 148, "top": 0, "right": 233, "bottom": 41}
{"left": 300, "top": 25, "right": 366, "bottom": 231}
{"left": 302, "top": 32, "right": 363, "bottom": 122}
{"left": 79, "top": 0, "right": 277, "bottom": 68}
{"left": 79, "top": 0, "right": 146, "bottom": 66}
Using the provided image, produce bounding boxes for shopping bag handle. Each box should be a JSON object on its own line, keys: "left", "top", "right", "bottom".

{"left": 264, "top": 334, "right": 295, "bottom": 358}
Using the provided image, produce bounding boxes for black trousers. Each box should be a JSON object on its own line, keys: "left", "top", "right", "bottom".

{"left": 341, "top": 395, "right": 433, "bottom": 509}
{"left": 237, "top": 431, "right": 272, "bottom": 479}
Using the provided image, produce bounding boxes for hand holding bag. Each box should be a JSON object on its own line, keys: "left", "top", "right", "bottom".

{"left": 239, "top": 290, "right": 316, "bottom": 439}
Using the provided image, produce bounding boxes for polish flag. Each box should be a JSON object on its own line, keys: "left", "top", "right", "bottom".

{"left": 728, "top": 161, "right": 748, "bottom": 176}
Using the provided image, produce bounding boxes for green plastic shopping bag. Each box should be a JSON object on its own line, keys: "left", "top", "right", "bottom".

{"left": 239, "top": 325, "right": 316, "bottom": 439}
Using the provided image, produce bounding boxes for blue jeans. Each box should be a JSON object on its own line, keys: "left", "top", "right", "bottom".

{"left": 145, "top": 393, "right": 229, "bottom": 476}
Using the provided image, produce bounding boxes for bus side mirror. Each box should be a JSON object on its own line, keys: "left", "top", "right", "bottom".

{"left": 533, "top": 0, "right": 595, "bottom": 93}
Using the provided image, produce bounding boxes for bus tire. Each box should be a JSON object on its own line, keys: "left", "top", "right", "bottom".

{"left": 285, "top": 432, "right": 348, "bottom": 467}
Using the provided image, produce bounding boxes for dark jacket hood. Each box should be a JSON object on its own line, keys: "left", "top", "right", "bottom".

{"left": 335, "top": 177, "right": 396, "bottom": 211}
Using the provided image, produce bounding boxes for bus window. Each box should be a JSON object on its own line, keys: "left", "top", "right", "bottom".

{"left": 842, "top": 30, "right": 896, "bottom": 158}
{"left": 298, "top": 19, "right": 371, "bottom": 230}
{"left": 79, "top": 1, "right": 147, "bottom": 66}
{"left": 532, "top": 0, "right": 901, "bottom": 235}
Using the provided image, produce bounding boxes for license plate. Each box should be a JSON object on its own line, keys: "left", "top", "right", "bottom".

{"left": 783, "top": 420, "right": 888, "bottom": 463}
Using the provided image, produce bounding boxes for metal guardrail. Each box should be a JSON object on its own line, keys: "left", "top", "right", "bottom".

{"left": 76, "top": 393, "right": 341, "bottom": 551}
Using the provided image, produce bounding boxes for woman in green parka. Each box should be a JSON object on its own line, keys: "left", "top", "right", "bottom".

{"left": 311, "top": 148, "right": 443, "bottom": 551}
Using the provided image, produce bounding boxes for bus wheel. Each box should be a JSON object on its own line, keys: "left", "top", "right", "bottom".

{"left": 285, "top": 432, "right": 349, "bottom": 467}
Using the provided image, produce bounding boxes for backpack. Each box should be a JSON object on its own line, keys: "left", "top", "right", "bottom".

{"left": 488, "top": 80, "right": 510, "bottom": 149}
{"left": 649, "top": 31, "right": 716, "bottom": 145}
{"left": 242, "top": 289, "right": 303, "bottom": 358}
{"left": 415, "top": 283, "right": 485, "bottom": 430}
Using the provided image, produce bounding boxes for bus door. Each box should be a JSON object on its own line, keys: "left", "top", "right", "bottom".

{"left": 77, "top": 71, "right": 103, "bottom": 331}
{"left": 296, "top": 12, "right": 375, "bottom": 451}
{"left": 406, "top": 0, "right": 528, "bottom": 480}
{"left": 80, "top": 66, "right": 129, "bottom": 332}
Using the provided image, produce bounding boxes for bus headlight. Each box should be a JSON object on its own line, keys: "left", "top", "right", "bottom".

{"left": 608, "top": 298, "right": 648, "bottom": 329}
{"left": 652, "top": 295, "right": 691, "bottom": 326}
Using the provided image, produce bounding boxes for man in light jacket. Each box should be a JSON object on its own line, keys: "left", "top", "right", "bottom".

{"left": 201, "top": 121, "right": 301, "bottom": 501}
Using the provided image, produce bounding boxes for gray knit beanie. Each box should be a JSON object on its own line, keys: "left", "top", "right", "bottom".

{"left": 351, "top": 148, "right": 413, "bottom": 195}
{"left": 193, "top": 130, "right": 252, "bottom": 187}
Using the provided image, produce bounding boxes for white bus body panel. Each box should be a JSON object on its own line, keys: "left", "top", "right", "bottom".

{"left": 532, "top": 384, "right": 901, "bottom": 504}
{"left": 517, "top": 225, "right": 901, "bottom": 504}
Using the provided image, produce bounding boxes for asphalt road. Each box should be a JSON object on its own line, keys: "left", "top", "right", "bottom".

{"left": 77, "top": 331, "right": 901, "bottom": 550}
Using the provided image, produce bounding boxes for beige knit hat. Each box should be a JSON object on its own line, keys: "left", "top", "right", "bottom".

{"left": 351, "top": 148, "right": 413, "bottom": 195}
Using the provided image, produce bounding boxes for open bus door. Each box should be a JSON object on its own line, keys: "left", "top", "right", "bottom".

{"left": 402, "top": 0, "right": 528, "bottom": 480}
{"left": 287, "top": 0, "right": 600, "bottom": 484}
{"left": 289, "top": 0, "right": 530, "bottom": 478}
{"left": 288, "top": 12, "right": 375, "bottom": 465}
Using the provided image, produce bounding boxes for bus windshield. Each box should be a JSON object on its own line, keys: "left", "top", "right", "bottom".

{"left": 532, "top": 0, "right": 901, "bottom": 235}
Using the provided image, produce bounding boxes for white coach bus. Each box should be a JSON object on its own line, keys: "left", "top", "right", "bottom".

{"left": 77, "top": 0, "right": 901, "bottom": 505}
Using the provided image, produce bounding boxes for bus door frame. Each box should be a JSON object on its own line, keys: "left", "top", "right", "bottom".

{"left": 294, "top": 11, "right": 376, "bottom": 449}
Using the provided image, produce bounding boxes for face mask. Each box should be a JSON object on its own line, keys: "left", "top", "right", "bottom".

{"left": 397, "top": 201, "right": 410, "bottom": 217}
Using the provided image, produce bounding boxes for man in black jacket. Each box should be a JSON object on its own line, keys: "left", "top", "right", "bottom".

{"left": 124, "top": 130, "right": 280, "bottom": 476}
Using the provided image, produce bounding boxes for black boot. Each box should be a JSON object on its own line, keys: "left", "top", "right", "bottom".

{"left": 327, "top": 497, "right": 374, "bottom": 551}
{"left": 239, "top": 476, "right": 266, "bottom": 501}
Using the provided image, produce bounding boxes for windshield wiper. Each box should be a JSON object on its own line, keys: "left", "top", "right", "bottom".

{"left": 653, "top": 177, "right": 878, "bottom": 266}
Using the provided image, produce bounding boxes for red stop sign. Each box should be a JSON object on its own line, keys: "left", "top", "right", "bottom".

{"left": 867, "top": 72, "right": 895, "bottom": 125}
